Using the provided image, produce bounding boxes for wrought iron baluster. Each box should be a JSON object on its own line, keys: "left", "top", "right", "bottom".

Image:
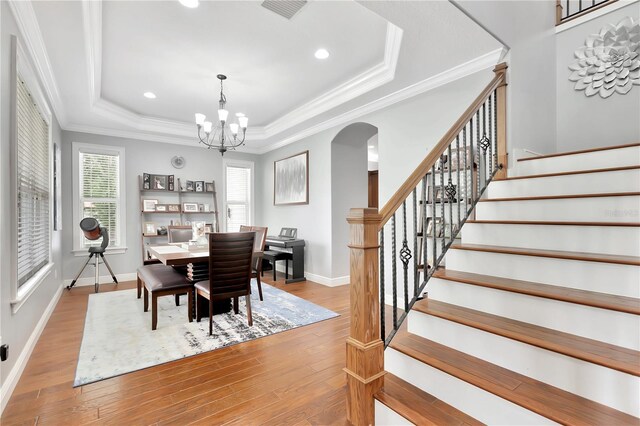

{"left": 456, "top": 135, "right": 461, "bottom": 230}
{"left": 463, "top": 126, "right": 469, "bottom": 215}
{"left": 469, "top": 118, "right": 475, "bottom": 209}
{"left": 400, "top": 201, "right": 410, "bottom": 312}
{"left": 440, "top": 155, "right": 445, "bottom": 252}
{"left": 566, "top": 0, "right": 570, "bottom": 17}
{"left": 579, "top": 0, "right": 582, "bottom": 12}
{"left": 431, "top": 166, "right": 436, "bottom": 274}
{"left": 446, "top": 145, "right": 455, "bottom": 244}
{"left": 412, "top": 188, "right": 418, "bottom": 298}
{"left": 493, "top": 90, "right": 498, "bottom": 172}
{"left": 391, "top": 214, "right": 398, "bottom": 330}
{"left": 379, "top": 229, "right": 385, "bottom": 342}
{"left": 476, "top": 110, "right": 481, "bottom": 200}
{"left": 422, "top": 175, "right": 429, "bottom": 281}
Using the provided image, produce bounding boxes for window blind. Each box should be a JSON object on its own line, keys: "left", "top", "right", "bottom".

{"left": 79, "top": 151, "right": 120, "bottom": 247}
{"left": 226, "top": 166, "right": 251, "bottom": 232}
{"left": 16, "top": 75, "right": 50, "bottom": 288}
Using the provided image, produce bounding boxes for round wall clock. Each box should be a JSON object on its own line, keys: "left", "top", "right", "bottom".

{"left": 171, "top": 156, "right": 185, "bottom": 169}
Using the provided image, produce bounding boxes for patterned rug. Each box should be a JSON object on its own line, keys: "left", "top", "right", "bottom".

{"left": 74, "top": 281, "right": 339, "bottom": 386}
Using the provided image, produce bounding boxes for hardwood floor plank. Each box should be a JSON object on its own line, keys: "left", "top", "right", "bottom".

{"left": 1, "top": 276, "right": 350, "bottom": 425}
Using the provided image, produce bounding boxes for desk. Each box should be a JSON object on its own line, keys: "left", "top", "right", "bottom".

{"left": 264, "top": 238, "right": 306, "bottom": 284}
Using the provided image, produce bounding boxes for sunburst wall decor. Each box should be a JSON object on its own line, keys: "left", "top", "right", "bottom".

{"left": 569, "top": 16, "right": 640, "bottom": 98}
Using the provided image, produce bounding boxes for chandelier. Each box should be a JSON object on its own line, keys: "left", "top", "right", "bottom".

{"left": 194, "top": 74, "right": 248, "bottom": 155}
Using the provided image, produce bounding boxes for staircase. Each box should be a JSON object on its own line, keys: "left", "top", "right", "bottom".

{"left": 375, "top": 143, "right": 640, "bottom": 424}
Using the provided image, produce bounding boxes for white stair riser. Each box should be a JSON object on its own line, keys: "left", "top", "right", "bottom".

{"left": 513, "top": 146, "right": 640, "bottom": 176}
{"left": 427, "top": 278, "right": 640, "bottom": 350}
{"left": 488, "top": 169, "right": 640, "bottom": 198}
{"left": 385, "top": 348, "right": 556, "bottom": 425}
{"left": 374, "top": 401, "right": 413, "bottom": 426}
{"left": 475, "top": 196, "right": 640, "bottom": 222}
{"left": 446, "top": 249, "right": 640, "bottom": 298}
{"left": 408, "top": 312, "right": 640, "bottom": 417}
{"left": 461, "top": 223, "right": 640, "bottom": 256}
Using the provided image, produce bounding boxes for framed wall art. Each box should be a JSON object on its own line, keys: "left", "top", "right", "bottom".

{"left": 274, "top": 151, "right": 309, "bottom": 205}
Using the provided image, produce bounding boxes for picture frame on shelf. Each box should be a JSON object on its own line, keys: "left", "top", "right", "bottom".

{"left": 167, "top": 204, "right": 180, "bottom": 213}
{"left": 427, "top": 184, "right": 463, "bottom": 204}
{"left": 183, "top": 202, "right": 199, "bottom": 212}
{"left": 168, "top": 175, "right": 175, "bottom": 191}
{"left": 155, "top": 204, "right": 167, "bottom": 212}
{"left": 203, "top": 203, "right": 210, "bottom": 212}
{"left": 195, "top": 181, "right": 204, "bottom": 192}
{"left": 151, "top": 174, "right": 168, "bottom": 190}
{"left": 186, "top": 180, "right": 194, "bottom": 191}
{"left": 142, "top": 199, "right": 158, "bottom": 212}
{"left": 198, "top": 204, "right": 204, "bottom": 212}
{"left": 274, "top": 150, "right": 309, "bottom": 205}
{"left": 436, "top": 147, "right": 474, "bottom": 172}
{"left": 205, "top": 182, "right": 214, "bottom": 192}
{"left": 143, "top": 222, "right": 157, "bottom": 236}
{"left": 204, "top": 223, "right": 213, "bottom": 233}
{"left": 143, "top": 173, "right": 151, "bottom": 190}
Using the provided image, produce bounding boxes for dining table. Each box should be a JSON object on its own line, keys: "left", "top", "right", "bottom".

{"left": 146, "top": 243, "right": 229, "bottom": 314}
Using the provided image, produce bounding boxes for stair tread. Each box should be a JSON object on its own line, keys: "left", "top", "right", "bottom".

{"left": 450, "top": 243, "right": 640, "bottom": 266}
{"left": 504, "top": 164, "right": 640, "bottom": 180}
{"left": 466, "top": 220, "right": 640, "bottom": 227}
{"left": 375, "top": 372, "right": 484, "bottom": 426}
{"left": 432, "top": 269, "right": 640, "bottom": 315}
{"left": 479, "top": 191, "right": 640, "bottom": 202}
{"left": 516, "top": 142, "right": 640, "bottom": 162}
{"left": 413, "top": 299, "right": 640, "bottom": 376}
{"left": 390, "top": 331, "right": 640, "bottom": 425}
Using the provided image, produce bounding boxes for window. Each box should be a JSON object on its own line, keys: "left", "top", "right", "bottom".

{"left": 224, "top": 160, "right": 253, "bottom": 232}
{"left": 15, "top": 74, "right": 51, "bottom": 289}
{"left": 72, "top": 143, "right": 126, "bottom": 253}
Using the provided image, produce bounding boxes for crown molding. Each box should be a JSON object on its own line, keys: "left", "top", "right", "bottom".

{"left": 80, "top": 0, "right": 402, "bottom": 142}
{"left": 7, "top": 0, "right": 67, "bottom": 126}
{"left": 256, "top": 47, "right": 508, "bottom": 154}
{"left": 64, "top": 122, "right": 263, "bottom": 154}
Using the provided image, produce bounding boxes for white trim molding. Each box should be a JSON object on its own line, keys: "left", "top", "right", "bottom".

{"left": 275, "top": 264, "right": 350, "bottom": 287}
{"left": 63, "top": 272, "right": 136, "bottom": 287}
{"left": 1, "top": 284, "right": 63, "bottom": 415}
{"left": 79, "top": 1, "right": 404, "bottom": 144}
{"left": 259, "top": 46, "right": 508, "bottom": 154}
{"left": 555, "top": 0, "right": 640, "bottom": 33}
{"left": 7, "top": 0, "right": 67, "bottom": 126}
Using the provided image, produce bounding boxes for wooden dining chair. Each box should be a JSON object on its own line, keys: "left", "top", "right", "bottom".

{"left": 239, "top": 225, "right": 268, "bottom": 301}
{"left": 195, "top": 232, "right": 255, "bottom": 335}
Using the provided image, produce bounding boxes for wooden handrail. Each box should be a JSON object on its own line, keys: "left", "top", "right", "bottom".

{"left": 378, "top": 63, "right": 508, "bottom": 228}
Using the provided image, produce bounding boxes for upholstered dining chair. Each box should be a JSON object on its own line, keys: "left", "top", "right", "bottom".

{"left": 195, "top": 232, "right": 255, "bottom": 335}
{"left": 167, "top": 225, "right": 192, "bottom": 243}
{"left": 239, "top": 225, "right": 268, "bottom": 301}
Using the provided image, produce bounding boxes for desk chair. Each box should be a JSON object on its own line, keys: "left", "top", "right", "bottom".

{"left": 195, "top": 232, "right": 255, "bottom": 335}
{"left": 240, "top": 225, "right": 268, "bottom": 300}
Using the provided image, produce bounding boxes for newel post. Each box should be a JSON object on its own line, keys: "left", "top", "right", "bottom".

{"left": 345, "top": 208, "right": 385, "bottom": 426}
{"left": 493, "top": 62, "right": 508, "bottom": 180}
{"left": 555, "top": 0, "right": 563, "bottom": 25}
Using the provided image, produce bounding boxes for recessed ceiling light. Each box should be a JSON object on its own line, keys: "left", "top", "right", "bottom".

{"left": 179, "top": 0, "right": 199, "bottom": 8}
{"left": 143, "top": 92, "right": 156, "bottom": 99}
{"left": 315, "top": 48, "right": 330, "bottom": 60}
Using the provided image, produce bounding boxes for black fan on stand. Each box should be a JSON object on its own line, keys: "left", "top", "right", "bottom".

{"left": 67, "top": 218, "right": 118, "bottom": 293}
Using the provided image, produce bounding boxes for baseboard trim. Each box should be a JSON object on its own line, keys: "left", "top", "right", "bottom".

{"left": 63, "top": 272, "right": 137, "bottom": 288}
{"left": 274, "top": 265, "right": 350, "bottom": 287}
{"left": 1, "top": 283, "right": 63, "bottom": 415}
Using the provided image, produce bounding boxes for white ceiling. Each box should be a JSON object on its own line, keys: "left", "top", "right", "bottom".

{"left": 20, "top": 0, "right": 504, "bottom": 153}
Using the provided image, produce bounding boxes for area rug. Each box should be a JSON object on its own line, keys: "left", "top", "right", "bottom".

{"left": 74, "top": 281, "right": 339, "bottom": 386}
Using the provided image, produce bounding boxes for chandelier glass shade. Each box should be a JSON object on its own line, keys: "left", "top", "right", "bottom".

{"left": 195, "top": 74, "right": 248, "bottom": 155}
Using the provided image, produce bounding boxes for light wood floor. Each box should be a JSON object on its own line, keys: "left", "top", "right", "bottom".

{"left": 1, "top": 275, "right": 351, "bottom": 425}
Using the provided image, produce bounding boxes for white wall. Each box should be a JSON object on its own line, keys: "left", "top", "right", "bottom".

{"left": 454, "top": 0, "right": 558, "bottom": 163}
{"left": 556, "top": 2, "right": 640, "bottom": 151}
{"left": 0, "top": 0, "right": 63, "bottom": 402}
{"left": 331, "top": 123, "right": 376, "bottom": 279}
{"left": 256, "top": 69, "right": 494, "bottom": 281}
{"left": 60, "top": 131, "right": 258, "bottom": 281}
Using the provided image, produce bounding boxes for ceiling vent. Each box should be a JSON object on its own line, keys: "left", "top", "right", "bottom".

{"left": 261, "top": 0, "right": 307, "bottom": 20}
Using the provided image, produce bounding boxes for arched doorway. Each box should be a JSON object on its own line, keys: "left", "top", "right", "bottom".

{"left": 330, "top": 122, "right": 378, "bottom": 279}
